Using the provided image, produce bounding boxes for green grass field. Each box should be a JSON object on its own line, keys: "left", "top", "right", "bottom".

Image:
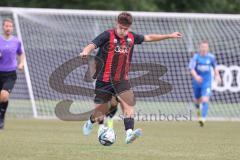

{"left": 0, "top": 119, "right": 239, "bottom": 160}
{"left": 7, "top": 99, "right": 240, "bottom": 119}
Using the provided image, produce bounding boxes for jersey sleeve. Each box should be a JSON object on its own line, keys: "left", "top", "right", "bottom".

{"left": 188, "top": 54, "right": 197, "bottom": 70}
{"left": 17, "top": 41, "right": 23, "bottom": 55}
{"left": 91, "top": 31, "right": 110, "bottom": 48}
{"left": 132, "top": 32, "right": 144, "bottom": 44}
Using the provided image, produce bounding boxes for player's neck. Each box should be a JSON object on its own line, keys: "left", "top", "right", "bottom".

{"left": 114, "top": 29, "right": 126, "bottom": 38}
{"left": 199, "top": 52, "right": 208, "bottom": 56}
{"left": 3, "top": 34, "right": 12, "bottom": 40}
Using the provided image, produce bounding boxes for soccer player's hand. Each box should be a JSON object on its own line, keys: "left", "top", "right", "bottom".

{"left": 195, "top": 75, "right": 202, "bottom": 83}
{"left": 215, "top": 75, "right": 222, "bottom": 85}
{"left": 18, "top": 63, "right": 24, "bottom": 71}
{"left": 169, "top": 32, "right": 182, "bottom": 38}
{"left": 80, "top": 51, "right": 89, "bottom": 59}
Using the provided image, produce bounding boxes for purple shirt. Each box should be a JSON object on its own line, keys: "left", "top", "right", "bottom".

{"left": 0, "top": 35, "right": 23, "bottom": 72}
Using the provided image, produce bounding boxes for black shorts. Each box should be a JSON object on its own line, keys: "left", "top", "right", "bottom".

{"left": 0, "top": 71, "right": 17, "bottom": 93}
{"left": 94, "top": 80, "right": 131, "bottom": 104}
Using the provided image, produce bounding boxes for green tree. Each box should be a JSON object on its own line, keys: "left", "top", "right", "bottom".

{"left": 0, "top": 0, "right": 240, "bottom": 13}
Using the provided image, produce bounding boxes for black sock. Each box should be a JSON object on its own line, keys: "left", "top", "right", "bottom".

{"left": 90, "top": 115, "right": 95, "bottom": 123}
{"left": 98, "top": 120, "right": 104, "bottom": 125}
{"left": 106, "top": 105, "right": 118, "bottom": 118}
{"left": 0, "top": 101, "right": 9, "bottom": 119}
{"left": 195, "top": 103, "right": 200, "bottom": 109}
{"left": 124, "top": 117, "right": 134, "bottom": 131}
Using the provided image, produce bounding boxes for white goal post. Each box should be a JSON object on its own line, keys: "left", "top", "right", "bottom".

{"left": 0, "top": 7, "right": 239, "bottom": 121}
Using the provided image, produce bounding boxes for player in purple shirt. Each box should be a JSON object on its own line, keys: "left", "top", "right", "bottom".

{"left": 0, "top": 18, "right": 25, "bottom": 129}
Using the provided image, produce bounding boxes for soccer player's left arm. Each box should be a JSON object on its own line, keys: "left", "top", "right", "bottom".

{"left": 18, "top": 53, "right": 25, "bottom": 71}
{"left": 144, "top": 32, "right": 182, "bottom": 42}
{"left": 214, "top": 68, "right": 221, "bottom": 84}
{"left": 17, "top": 41, "right": 25, "bottom": 71}
{"left": 212, "top": 55, "right": 221, "bottom": 84}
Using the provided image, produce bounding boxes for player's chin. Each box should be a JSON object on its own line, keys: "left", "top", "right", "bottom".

{"left": 119, "top": 34, "right": 125, "bottom": 37}
{"left": 5, "top": 31, "right": 12, "bottom": 35}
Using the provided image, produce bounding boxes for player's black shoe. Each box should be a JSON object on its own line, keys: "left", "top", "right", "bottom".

{"left": 199, "top": 120, "right": 204, "bottom": 127}
{"left": 0, "top": 118, "right": 4, "bottom": 130}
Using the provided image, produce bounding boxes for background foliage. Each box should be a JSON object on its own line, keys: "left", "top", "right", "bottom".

{"left": 0, "top": 0, "right": 240, "bottom": 13}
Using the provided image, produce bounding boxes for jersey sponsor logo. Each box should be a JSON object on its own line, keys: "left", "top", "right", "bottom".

{"left": 114, "top": 45, "right": 129, "bottom": 54}
{"left": 212, "top": 65, "right": 240, "bottom": 92}
{"left": 113, "top": 38, "right": 132, "bottom": 55}
{"left": 127, "top": 38, "right": 132, "bottom": 43}
{"left": 197, "top": 64, "right": 210, "bottom": 72}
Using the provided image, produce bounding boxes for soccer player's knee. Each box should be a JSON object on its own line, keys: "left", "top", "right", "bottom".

{"left": 129, "top": 96, "right": 136, "bottom": 106}
{"left": 110, "top": 102, "right": 118, "bottom": 108}
{"left": 110, "top": 99, "right": 118, "bottom": 107}
{"left": 119, "top": 90, "right": 136, "bottom": 106}
{"left": 121, "top": 99, "right": 135, "bottom": 106}
{"left": 124, "top": 106, "right": 134, "bottom": 117}
{"left": 96, "top": 116, "right": 104, "bottom": 123}
{"left": 93, "top": 111, "right": 105, "bottom": 122}
{"left": 194, "top": 99, "right": 201, "bottom": 104}
{"left": 131, "top": 99, "right": 136, "bottom": 106}
{"left": 122, "top": 97, "right": 136, "bottom": 106}
{"left": 201, "top": 97, "right": 209, "bottom": 103}
{"left": 0, "top": 91, "right": 9, "bottom": 102}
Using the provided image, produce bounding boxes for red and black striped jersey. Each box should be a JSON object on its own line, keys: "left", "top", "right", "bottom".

{"left": 91, "top": 29, "right": 144, "bottom": 82}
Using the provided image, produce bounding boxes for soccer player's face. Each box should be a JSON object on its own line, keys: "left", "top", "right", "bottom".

{"left": 199, "top": 43, "right": 209, "bottom": 55}
{"left": 116, "top": 23, "right": 130, "bottom": 37}
{"left": 3, "top": 21, "right": 13, "bottom": 36}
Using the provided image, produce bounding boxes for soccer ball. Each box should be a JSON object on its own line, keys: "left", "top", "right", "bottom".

{"left": 98, "top": 127, "right": 116, "bottom": 146}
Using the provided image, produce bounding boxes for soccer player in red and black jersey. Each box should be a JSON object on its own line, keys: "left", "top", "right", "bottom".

{"left": 88, "top": 57, "right": 119, "bottom": 130}
{"left": 80, "top": 12, "right": 182, "bottom": 144}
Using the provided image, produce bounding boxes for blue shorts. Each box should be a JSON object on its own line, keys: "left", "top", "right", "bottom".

{"left": 193, "top": 85, "right": 211, "bottom": 99}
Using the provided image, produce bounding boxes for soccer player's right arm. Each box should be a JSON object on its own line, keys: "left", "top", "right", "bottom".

{"left": 190, "top": 69, "right": 202, "bottom": 83}
{"left": 80, "top": 44, "right": 96, "bottom": 58}
{"left": 189, "top": 55, "right": 202, "bottom": 83}
{"left": 80, "top": 31, "right": 109, "bottom": 58}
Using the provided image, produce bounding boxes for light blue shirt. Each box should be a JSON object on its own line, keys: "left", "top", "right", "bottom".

{"left": 189, "top": 52, "right": 217, "bottom": 87}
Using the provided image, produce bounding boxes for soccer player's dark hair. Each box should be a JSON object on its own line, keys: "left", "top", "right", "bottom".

{"left": 2, "top": 18, "right": 14, "bottom": 26}
{"left": 117, "top": 12, "right": 133, "bottom": 27}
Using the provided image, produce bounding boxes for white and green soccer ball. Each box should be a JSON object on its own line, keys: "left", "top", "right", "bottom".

{"left": 98, "top": 127, "right": 116, "bottom": 146}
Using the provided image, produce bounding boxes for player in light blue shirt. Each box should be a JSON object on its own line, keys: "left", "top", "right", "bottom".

{"left": 189, "top": 41, "right": 220, "bottom": 127}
